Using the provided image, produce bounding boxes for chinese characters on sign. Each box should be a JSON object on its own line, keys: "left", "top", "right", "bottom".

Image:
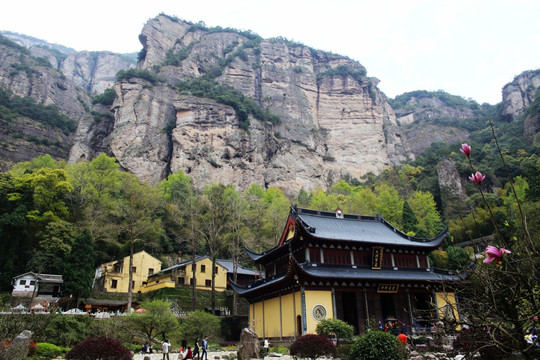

{"left": 377, "top": 284, "right": 399, "bottom": 293}
{"left": 371, "top": 246, "right": 384, "bottom": 269}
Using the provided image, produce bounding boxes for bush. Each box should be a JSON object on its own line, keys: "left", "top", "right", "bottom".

{"left": 336, "top": 344, "right": 353, "bottom": 360}
{"left": 316, "top": 318, "right": 354, "bottom": 345}
{"left": 350, "top": 331, "right": 407, "bottom": 360}
{"left": 289, "top": 334, "right": 336, "bottom": 360}
{"left": 36, "top": 342, "right": 66, "bottom": 358}
{"left": 45, "top": 315, "right": 90, "bottom": 346}
{"left": 66, "top": 337, "right": 132, "bottom": 360}
{"left": 179, "top": 309, "right": 221, "bottom": 341}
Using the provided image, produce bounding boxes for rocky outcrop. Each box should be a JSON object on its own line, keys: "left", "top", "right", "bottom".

{"left": 98, "top": 14, "right": 410, "bottom": 192}
{"left": 0, "top": 40, "right": 88, "bottom": 170}
{"left": 392, "top": 92, "right": 475, "bottom": 155}
{"left": 60, "top": 51, "right": 136, "bottom": 94}
{"left": 1, "top": 31, "right": 136, "bottom": 95}
{"left": 501, "top": 69, "right": 540, "bottom": 121}
{"left": 437, "top": 159, "right": 468, "bottom": 217}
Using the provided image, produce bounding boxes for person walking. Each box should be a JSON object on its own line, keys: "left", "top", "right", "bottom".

{"left": 263, "top": 339, "right": 269, "bottom": 355}
{"left": 201, "top": 336, "right": 209, "bottom": 360}
{"left": 183, "top": 346, "right": 193, "bottom": 360}
{"left": 162, "top": 339, "right": 171, "bottom": 360}
{"left": 193, "top": 338, "right": 200, "bottom": 360}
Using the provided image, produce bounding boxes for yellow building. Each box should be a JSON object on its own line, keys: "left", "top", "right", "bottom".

{"left": 141, "top": 256, "right": 257, "bottom": 293}
{"left": 231, "top": 206, "right": 463, "bottom": 340}
{"left": 93, "top": 251, "right": 162, "bottom": 293}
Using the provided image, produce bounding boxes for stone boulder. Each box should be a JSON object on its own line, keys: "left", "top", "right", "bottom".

{"left": 237, "top": 328, "right": 260, "bottom": 360}
{"left": 1, "top": 330, "right": 32, "bottom": 359}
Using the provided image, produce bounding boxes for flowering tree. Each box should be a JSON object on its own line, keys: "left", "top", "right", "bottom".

{"left": 452, "top": 142, "right": 539, "bottom": 359}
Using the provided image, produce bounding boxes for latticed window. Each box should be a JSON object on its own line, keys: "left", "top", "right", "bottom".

{"left": 323, "top": 249, "right": 351, "bottom": 265}
{"left": 309, "top": 247, "right": 321, "bottom": 263}
{"left": 394, "top": 254, "right": 417, "bottom": 268}
{"left": 353, "top": 250, "right": 370, "bottom": 265}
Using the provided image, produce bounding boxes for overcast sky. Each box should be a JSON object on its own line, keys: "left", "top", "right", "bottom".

{"left": 1, "top": 0, "right": 539, "bottom": 104}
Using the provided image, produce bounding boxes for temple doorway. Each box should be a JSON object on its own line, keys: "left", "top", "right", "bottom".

{"left": 380, "top": 293, "right": 396, "bottom": 320}
{"left": 342, "top": 292, "right": 359, "bottom": 334}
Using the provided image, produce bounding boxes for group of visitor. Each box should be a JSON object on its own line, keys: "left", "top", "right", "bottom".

{"left": 161, "top": 336, "right": 208, "bottom": 360}
{"left": 141, "top": 336, "right": 209, "bottom": 360}
{"left": 378, "top": 320, "right": 408, "bottom": 344}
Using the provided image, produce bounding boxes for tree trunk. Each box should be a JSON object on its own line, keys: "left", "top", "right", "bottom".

{"left": 211, "top": 256, "right": 216, "bottom": 314}
{"left": 191, "top": 248, "right": 197, "bottom": 311}
{"left": 127, "top": 235, "right": 134, "bottom": 312}
{"left": 232, "top": 259, "right": 238, "bottom": 315}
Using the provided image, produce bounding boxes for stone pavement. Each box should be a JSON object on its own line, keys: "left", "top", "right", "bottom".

{"left": 133, "top": 351, "right": 294, "bottom": 360}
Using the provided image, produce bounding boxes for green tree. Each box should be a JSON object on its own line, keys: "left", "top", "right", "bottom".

{"left": 374, "top": 184, "right": 403, "bottom": 225}
{"left": 315, "top": 318, "right": 354, "bottom": 345}
{"left": 114, "top": 173, "right": 164, "bottom": 311}
{"left": 401, "top": 201, "right": 418, "bottom": 235}
{"left": 128, "top": 299, "right": 179, "bottom": 341}
{"left": 11, "top": 168, "right": 73, "bottom": 224}
{"left": 408, "top": 191, "right": 445, "bottom": 237}
{"left": 66, "top": 154, "right": 122, "bottom": 263}
{"left": 198, "top": 183, "right": 232, "bottom": 314}
{"left": 178, "top": 310, "right": 221, "bottom": 341}
{"left": 63, "top": 229, "right": 95, "bottom": 302}
{"left": 161, "top": 169, "right": 201, "bottom": 311}
{"left": 446, "top": 246, "right": 471, "bottom": 270}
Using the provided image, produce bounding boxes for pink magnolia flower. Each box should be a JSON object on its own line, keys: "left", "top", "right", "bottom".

{"left": 483, "top": 245, "right": 511, "bottom": 264}
{"left": 460, "top": 143, "right": 472, "bottom": 157}
{"left": 469, "top": 171, "right": 486, "bottom": 185}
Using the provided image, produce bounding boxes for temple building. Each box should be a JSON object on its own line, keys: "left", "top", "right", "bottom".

{"left": 230, "top": 206, "right": 462, "bottom": 339}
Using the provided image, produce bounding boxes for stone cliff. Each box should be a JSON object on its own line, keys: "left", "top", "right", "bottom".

{"left": 1, "top": 18, "right": 538, "bottom": 195}
{"left": 391, "top": 91, "right": 482, "bottom": 155}
{"left": 86, "top": 14, "right": 410, "bottom": 192}
{"left": 501, "top": 69, "right": 540, "bottom": 122}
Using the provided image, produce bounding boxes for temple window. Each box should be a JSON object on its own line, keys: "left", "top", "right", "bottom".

{"left": 353, "top": 250, "right": 370, "bottom": 265}
{"left": 309, "top": 247, "right": 321, "bottom": 263}
{"left": 323, "top": 249, "right": 351, "bottom": 265}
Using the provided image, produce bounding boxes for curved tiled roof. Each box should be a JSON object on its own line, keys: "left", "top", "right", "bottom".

{"left": 230, "top": 254, "right": 462, "bottom": 297}
{"left": 295, "top": 207, "right": 447, "bottom": 248}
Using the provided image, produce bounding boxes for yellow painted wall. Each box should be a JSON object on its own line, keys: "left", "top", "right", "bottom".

{"left": 251, "top": 302, "right": 264, "bottom": 337}
{"left": 436, "top": 291, "right": 460, "bottom": 322}
{"left": 250, "top": 290, "right": 307, "bottom": 339}
{"left": 184, "top": 257, "right": 228, "bottom": 292}
{"left": 139, "top": 277, "right": 175, "bottom": 293}
{"left": 281, "top": 293, "right": 296, "bottom": 337}
{"left": 263, "top": 297, "right": 282, "bottom": 338}
{"left": 100, "top": 251, "right": 161, "bottom": 293}
{"left": 304, "top": 290, "right": 334, "bottom": 334}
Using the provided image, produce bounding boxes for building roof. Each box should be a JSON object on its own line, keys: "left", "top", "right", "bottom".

{"left": 294, "top": 207, "right": 448, "bottom": 248}
{"left": 83, "top": 298, "right": 139, "bottom": 306}
{"left": 98, "top": 250, "right": 161, "bottom": 267}
{"left": 246, "top": 207, "right": 448, "bottom": 263}
{"left": 230, "top": 254, "right": 462, "bottom": 297}
{"left": 157, "top": 255, "right": 257, "bottom": 276}
{"left": 12, "top": 272, "right": 63, "bottom": 283}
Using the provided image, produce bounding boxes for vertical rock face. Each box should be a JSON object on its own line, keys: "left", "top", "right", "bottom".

{"left": 437, "top": 158, "right": 468, "bottom": 217}
{"left": 391, "top": 93, "right": 476, "bottom": 156}
{"left": 106, "top": 14, "right": 410, "bottom": 192}
{"left": 501, "top": 69, "right": 540, "bottom": 121}
{"left": 0, "top": 40, "right": 88, "bottom": 170}
{"left": 60, "top": 51, "right": 136, "bottom": 94}
{"left": 1, "top": 31, "right": 136, "bottom": 95}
